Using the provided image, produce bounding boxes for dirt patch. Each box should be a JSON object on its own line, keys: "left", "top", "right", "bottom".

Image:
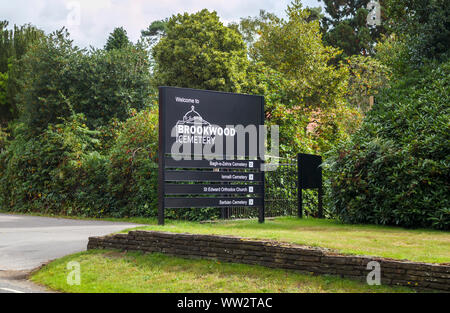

{"left": 103, "top": 250, "right": 128, "bottom": 259}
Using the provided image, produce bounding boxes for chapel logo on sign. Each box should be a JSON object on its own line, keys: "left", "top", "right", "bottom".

{"left": 175, "top": 105, "right": 236, "bottom": 145}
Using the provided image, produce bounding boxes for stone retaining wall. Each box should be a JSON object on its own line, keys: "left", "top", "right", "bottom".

{"left": 87, "top": 230, "right": 450, "bottom": 292}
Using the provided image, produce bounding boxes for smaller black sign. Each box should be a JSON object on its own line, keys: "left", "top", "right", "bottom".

{"left": 298, "top": 153, "right": 322, "bottom": 189}
{"left": 165, "top": 184, "right": 263, "bottom": 195}
{"left": 165, "top": 170, "right": 262, "bottom": 182}
{"left": 165, "top": 197, "right": 263, "bottom": 208}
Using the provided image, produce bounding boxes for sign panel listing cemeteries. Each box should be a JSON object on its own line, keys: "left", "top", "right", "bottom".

{"left": 158, "top": 87, "right": 265, "bottom": 225}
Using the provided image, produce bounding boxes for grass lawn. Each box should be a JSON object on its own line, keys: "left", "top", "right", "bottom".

{"left": 123, "top": 217, "right": 450, "bottom": 264}
{"left": 31, "top": 250, "right": 414, "bottom": 293}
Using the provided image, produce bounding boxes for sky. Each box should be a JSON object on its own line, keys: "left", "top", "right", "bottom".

{"left": 1, "top": 0, "right": 322, "bottom": 48}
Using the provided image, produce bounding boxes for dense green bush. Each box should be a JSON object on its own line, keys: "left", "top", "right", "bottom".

{"left": 386, "top": 0, "right": 450, "bottom": 63}
{"left": 0, "top": 127, "right": 7, "bottom": 151}
{"left": 15, "top": 30, "right": 81, "bottom": 134}
{"left": 69, "top": 44, "right": 153, "bottom": 128}
{"left": 0, "top": 109, "right": 160, "bottom": 218}
{"left": 325, "top": 61, "right": 450, "bottom": 229}
{"left": 0, "top": 114, "right": 104, "bottom": 214}
{"left": 0, "top": 21, "right": 45, "bottom": 124}
{"left": 106, "top": 108, "right": 159, "bottom": 217}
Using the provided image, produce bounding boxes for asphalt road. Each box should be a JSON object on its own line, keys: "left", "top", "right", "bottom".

{"left": 0, "top": 213, "right": 141, "bottom": 293}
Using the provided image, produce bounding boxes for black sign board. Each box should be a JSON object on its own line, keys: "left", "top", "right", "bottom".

{"left": 160, "top": 87, "right": 264, "bottom": 158}
{"left": 165, "top": 184, "right": 263, "bottom": 195}
{"left": 165, "top": 157, "right": 261, "bottom": 170}
{"left": 165, "top": 171, "right": 262, "bottom": 182}
{"left": 165, "top": 197, "right": 263, "bottom": 208}
{"left": 297, "top": 153, "right": 323, "bottom": 218}
{"left": 298, "top": 153, "right": 322, "bottom": 189}
{"left": 158, "top": 87, "right": 265, "bottom": 225}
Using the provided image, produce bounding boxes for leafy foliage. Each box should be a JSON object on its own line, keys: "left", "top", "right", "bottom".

{"left": 0, "top": 114, "right": 103, "bottom": 215}
{"left": 385, "top": 0, "right": 450, "bottom": 63}
{"left": 141, "top": 19, "right": 168, "bottom": 46}
{"left": 0, "top": 70, "right": 7, "bottom": 121}
{"left": 15, "top": 29, "right": 82, "bottom": 134}
{"left": 346, "top": 55, "right": 391, "bottom": 112}
{"left": 321, "top": 0, "right": 387, "bottom": 57}
{"left": 0, "top": 21, "right": 44, "bottom": 73}
{"left": 0, "top": 27, "right": 154, "bottom": 218}
{"left": 374, "top": 34, "right": 412, "bottom": 77}
{"left": 231, "top": 10, "right": 280, "bottom": 47}
{"left": 69, "top": 45, "right": 153, "bottom": 128}
{"left": 247, "top": 2, "right": 361, "bottom": 155}
{"left": 15, "top": 29, "right": 152, "bottom": 134}
{"left": 107, "top": 108, "right": 159, "bottom": 217}
{"left": 252, "top": 1, "right": 348, "bottom": 111}
{"left": 0, "top": 109, "right": 160, "bottom": 218}
{"left": 325, "top": 61, "right": 450, "bottom": 229}
{"left": 0, "top": 126, "right": 7, "bottom": 152}
{"left": 152, "top": 9, "right": 249, "bottom": 92}
{"left": 0, "top": 21, "right": 44, "bottom": 123}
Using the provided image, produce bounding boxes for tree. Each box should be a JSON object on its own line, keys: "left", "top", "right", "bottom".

{"left": 152, "top": 9, "right": 249, "bottom": 92}
{"left": 234, "top": 6, "right": 323, "bottom": 50}
{"left": 16, "top": 28, "right": 152, "bottom": 135}
{"left": 0, "top": 21, "right": 44, "bottom": 72}
{"left": 141, "top": 19, "right": 168, "bottom": 46}
{"left": 230, "top": 10, "right": 280, "bottom": 48}
{"left": 15, "top": 29, "right": 80, "bottom": 134}
{"left": 0, "top": 21, "right": 44, "bottom": 124}
{"left": 104, "top": 27, "right": 130, "bottom": 51}
{"left": 321, "top": 0, "right": 387, "bottom": 57}
{"left": 70, "top": 45, "right": 153, "bottom": 128}
{"left": 385, "top": 0, "right": 450, "bottom": 63}
{"left": 252, "top": 0, "right": 348, "bottom": 110}
{"left": 248, "top": 1, "right": 361, "bottom": 155}
{"left": 107, "top": 108, "right": 159, "bottom": 217}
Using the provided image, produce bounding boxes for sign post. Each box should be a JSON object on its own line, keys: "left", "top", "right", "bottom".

{"left": 158, "top": 87, "right": 265, "bottom": 225}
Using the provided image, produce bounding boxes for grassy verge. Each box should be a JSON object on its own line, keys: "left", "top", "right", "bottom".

{"left": 126, "top": 217, "right": 450, "bottom": 264}
{"left": 31, "top": 250, "right": 414, "bottom": 293}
